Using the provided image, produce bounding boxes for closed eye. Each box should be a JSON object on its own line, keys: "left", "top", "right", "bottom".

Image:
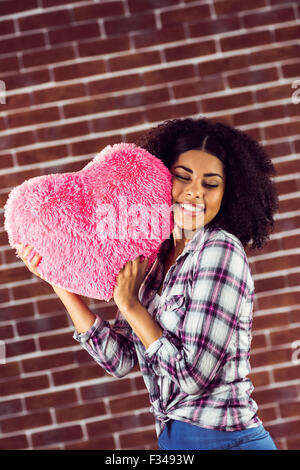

{"left": 174, "top": 175, "right": 219, "bottom": 188}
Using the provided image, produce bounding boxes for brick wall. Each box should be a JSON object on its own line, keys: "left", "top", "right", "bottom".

{"left": 0, "top": 0, "right": 299, "bottom": 450}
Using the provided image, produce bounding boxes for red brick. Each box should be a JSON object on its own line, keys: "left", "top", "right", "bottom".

{"left": 0, "top": 33, "right": 46, "bottom": 55}
{"left": 105, "top": 13, "right": 156, "bottom": 36}
{"left": 0, "top": 55, "right": 19, "bottom": 73}
{"left": 56, "top": 401, "right": 106, "bottom": 423}
{"left": 274, "top": 158, "right": 300, "bottom": 177}
{"left": 253, "top": 312, "right": 290, "bottom": 331}
{"left": 256, "top": 405, "right": 277, "bottom": 423}
{"left": 7, "top": 106, "right": 60, "bottom": 128}
{"left": 37, "top": 120, "right": 89, "bottom": 143}
{"left": 0, "top": 323, "right": 14, "bottom": 340}
{"left": 189, "top": 17, "right": 240, "bottom": 38}
{"left": 146, "top": 101, "right": 198, "bottom": 123}
{"left": 160, "top": 4, "right": 210, "bottom": 27}
{"left": 113, "top": 88, "right": 169, "bottom": 110}
{"left": 221, "top": 30, "right": 272, "bottom": 52}
{"left": 23, "top": 46, "right": 75, "bottom": 68}
{"left": 53, "top": 362, "right": 108, "bottom": 386}
{"left": 282, "top": 62, "right": 300, "bottom": 79}
{"left": 17, "top": 144, "right": 68, "bottom": 166}
{"left": 6, "top": 338, "right": 36, "bottom": 359}
{"left": 39, "top": 331, "right": 74, "bottom": 351}
{"left": 1, "top": 410, "right": 52, "bottom": 433}
{"left": 0, "top": 398, "right": 22, "bottom": 416}
{"left": 249, "top": 370, "right": 270, "bottom": 387}
{"left": 31, "top": 424, "right": 83, "bottom": 447}
{"left": 250, "top": 44, "right": 300, "bottom": 66}
{"left": 274, "top": 363, "right": 300, "bottom": 382}
{"left": 143, "top": 64, "right": 195, "bottom": 86}
{"left": 42, "top": 0, "right": 86, "bottom": 6}
{"left": 0, "top": 434, "right": 29, "bottom": 450}
{"left": 0, "top": 130, "right": 35, "bottom": 151}
{"left": 0, "top": 375, "right": 49, "bottom": 397}
{"left": 173, "top": 76, "right": 224, "bottom": 99}
{"left": 0, "top": 92, "right": 31, "bottom": 111}
{"left": 134, "top": 25, "right": 185, "bottom": 49}
{"left": 109, "top": 50, "right": 161, "bottom": 72}
{"left": 17, "top": 314, "right": 68, "bottom": 336}
{"left": 202, "top": 91, "right": 253, "bottom": 113}
{"left": 73, "top": 2, "right": 124, "bottom": 22}
{"left": 12, "top": 280, "right": 54, "bottom": 300}
{"left": 263, "top": 121, "right": 300, "bottom": 140}
{"left": 63, "top": 97, "right": 113, "bottom": 119}
{"left": 33, "top": 83, "right": 86, "bottom": 105}
{"left": 4, "top": 69, "right": 50, "bottom": 91}
{"left": 119, "top": 428, "right": 157, "bottom": 449}
{"left": 251, "top": 348, "right": 291, "bottom": 368}
{"left": 18, "top": 10, "right": 72, "bottom": 31}
{"left": 0, "top": 361, "right": 20, "bottom": 379}
{"left": 71, "top": 134, "right": 121, "bottom": 157}
{"left": 110, "top": 391, "right": 150, "bottom": 413}
{"left": 22, "top": 351, "right": 75, "bottom": 373}
{"left": 65, "top": 435, "right": 115, "bottom": 450}
{"left": 279, "top": 196, "right": 300, "bottom": 214}
{"left": 275, "top": 24, "right": 300, "bottom": 42}
{"left": 280, "top": 401, "right": 300, "bottom": 418}
{"left": 81, "top": 378, "right": 132, "bottom": 401}
{"left": 243, "top": 7, "right": 295, "bottom": 28}
{"left": 54, "top": 59, "right": 105, "bottom": 82}
{"left": 198, "top": 54, "right": 249, "bottom": 77}
{"left": 87, "top": 412, "right": 152, "bottom": 438}
{"left": 267, "top": 419, "right": 300, "bottom": 439}
{"left": 128, "top": 0, "right": 176, "bottom": 13}
{"left": 228, "top": 67, "right": 278, "bottom": 89}
{"left": 282, "top": 234, "right": 300, "bottom": 250}
{"left": 165, "top": 39, "right": 216, "bottom": 62}
{"left": 270, "top": 327, "right": 300, "bottom": 347}
{"left": 233, "top": 105, "right": 285, "bottom": 127}
{"left": 0, "top": 19, "right": 15, "bottom": 36}
{"left": 79, "top": 36, "right": 130, "bottom": 58}
{"left": 215, "top": 0, "right": 265, "bottom": 15}
{"left": 25, "top": 389, "right": 77, "bottom": 411}
{"left": 251, "top": 332, "right": 268, "bottom": 350}
{"left": 255, "top": 83, "right": 293, "bottom": 103}
{"left": 88, "top": 73, "right": 143, "bottom": 96}
{"left": 92, "top": 111, "right": 144, "bottom": 133}
{"left": 252, "top": 385, "right": 298, "bottom": 406}
{"left": 49, "top": 22, "right": 100, "bottom": 46}
{"left": 0, "top": 0, "right": 38, "bottom": 16}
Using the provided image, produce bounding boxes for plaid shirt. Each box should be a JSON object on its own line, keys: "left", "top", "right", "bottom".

{"left": 74, "top": 227, "right": 261, "bottom": 437}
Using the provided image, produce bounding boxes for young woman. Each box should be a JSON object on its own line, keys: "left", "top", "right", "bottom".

{"left": 16, "top": 118, "right": 278, "bottom": 450}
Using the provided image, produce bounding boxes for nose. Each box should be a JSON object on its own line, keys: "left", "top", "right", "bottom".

{"left": 184, "top": 180, "right": 204, "bottom": 202}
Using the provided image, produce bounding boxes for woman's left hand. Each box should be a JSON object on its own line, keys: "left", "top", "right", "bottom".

{"left": 113, "top": 256, "right": 150, "bottom": 310}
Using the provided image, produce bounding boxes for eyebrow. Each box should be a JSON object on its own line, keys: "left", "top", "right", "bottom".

{"left": 174, "top": 165, "right": 224, "bottom": 180}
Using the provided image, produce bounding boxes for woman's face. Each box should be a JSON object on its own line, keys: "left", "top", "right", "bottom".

{"left": 171, "top": 149, "right": 225, "bottom": 234}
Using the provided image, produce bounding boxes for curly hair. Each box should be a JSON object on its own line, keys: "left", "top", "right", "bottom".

{"left": 137, "top": 117, "right": 279, "bottom": 250}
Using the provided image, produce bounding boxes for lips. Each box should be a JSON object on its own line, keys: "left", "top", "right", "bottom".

{"left": 176, "top": 202, "right": 205, "bottom": 216}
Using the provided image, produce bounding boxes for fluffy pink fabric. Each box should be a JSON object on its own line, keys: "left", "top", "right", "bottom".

{"left": 4, "top": 143, "right": 173, "bottom": 301}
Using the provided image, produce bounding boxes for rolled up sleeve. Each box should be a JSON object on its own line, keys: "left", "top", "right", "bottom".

{"left": 73, "top": 310, "right": 138, "bottom": 378}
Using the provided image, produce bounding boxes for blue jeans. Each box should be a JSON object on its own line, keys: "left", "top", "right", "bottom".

{"left": 158, "top": 420, "right": 277, "bottom": 450}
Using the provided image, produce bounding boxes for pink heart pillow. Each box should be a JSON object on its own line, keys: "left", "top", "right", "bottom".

{"left": 4, "top": 143, "right": 173, "bottom": 301}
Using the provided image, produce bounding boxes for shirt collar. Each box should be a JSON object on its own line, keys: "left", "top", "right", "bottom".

{"left": 157, "top": 225, "right": 216, "bottom": 262}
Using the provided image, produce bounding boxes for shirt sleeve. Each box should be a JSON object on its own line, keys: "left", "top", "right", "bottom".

{"left": 144, "top": 235, "right": 253, "bottom": 395}
{"left": 73, "top": 308, "right": 138, "bottom": 378}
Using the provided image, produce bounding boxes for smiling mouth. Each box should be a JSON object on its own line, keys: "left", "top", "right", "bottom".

{"left": 176, "top": 203, "right": 206, "bottom": 216}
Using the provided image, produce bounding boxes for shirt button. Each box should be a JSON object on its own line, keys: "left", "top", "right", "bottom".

{"left": 176, "top": 354, "right": 182, "bottom": 361}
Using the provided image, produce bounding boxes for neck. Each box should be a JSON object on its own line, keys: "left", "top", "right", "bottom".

{"left": 171, "top": 225, "right": 195, "bottom": 252}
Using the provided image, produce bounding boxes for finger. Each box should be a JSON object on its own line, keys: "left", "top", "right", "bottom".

{"left": 23, "top": 245, "right": 33, "bottom": 260}
{"left": 30, "top": 254, "right": 42, "bottom": 268}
